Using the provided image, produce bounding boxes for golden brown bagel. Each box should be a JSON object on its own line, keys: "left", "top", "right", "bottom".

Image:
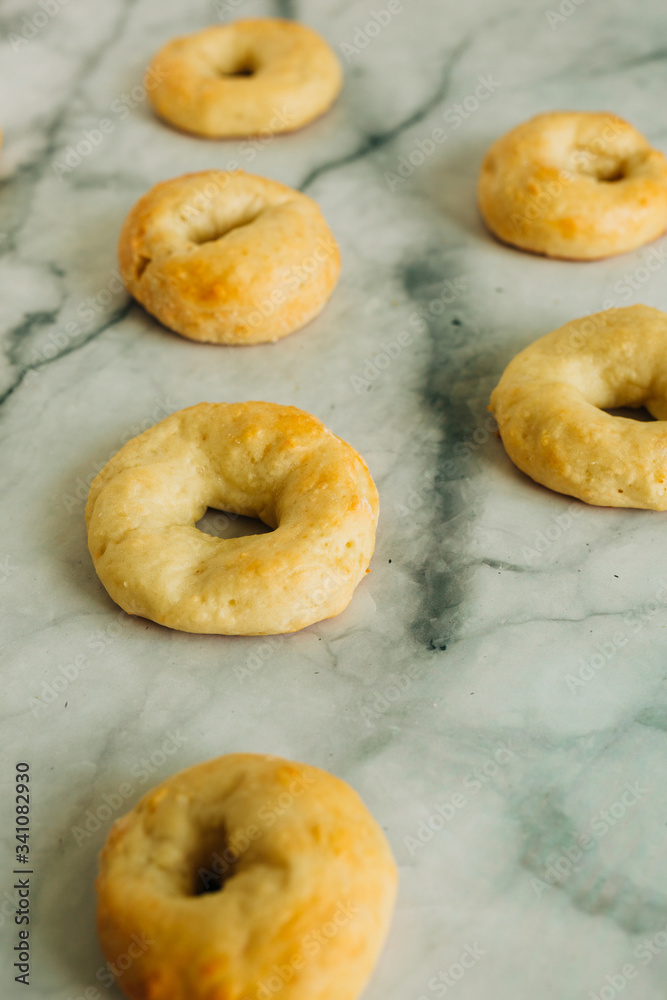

{"left": 118, "top": 170, "right": 341, "bottom": 345}
{"left": 85, "top": 401, "right": 379, "bottom": 634}
{"left": 489, "top": 305, "right": 667, "bottom": 508}
{"left": 478, "top": 112, "right": 667, "bottom": 259}
{"left": 96, "top": 753, "right": 398, "bottom": 1000}
{"left": 147, "top": 19, "right": 343, "bottom": 137}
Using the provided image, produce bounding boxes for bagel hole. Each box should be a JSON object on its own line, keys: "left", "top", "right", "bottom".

{"left": 196, "top": 507, "right": 273, "bottom": 540}
{"left": 189, "top": 209, "right": 262, "bottom": 246}
{"left": 602, "top": 405, "right": 656, "bottom": 421}
{"left": 596, "top": 163, "right": 626, "bottom": 182}
{"left": 219, "top": 64, "right": 255, "bottom": 77}
{"left": 192, "top": 827, "right": 240, "bottom": 897}
{"left": 573, "top": 147, "right": 627, "bottom": 182}
{"left": 135, "top": 254, "right": 152, "bottom": 280}
{"left": 214, "top": 53, "right": 257, "bottom": 78}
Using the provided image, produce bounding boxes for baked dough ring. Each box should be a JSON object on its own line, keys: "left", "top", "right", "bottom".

{"left": 119, "top": 170, "right": 340, "bottom": 345}
{"left": 96, "top": 753, "right": 397, "bottom": 1000}
{"left": 489, "top": 305, "right": 667, "bottom": 509}
{"left": 478, "top": 112, "right": 667, "bottom": 259}
{"left": 85, "top": 401, "right": 379, "bottom": 634}
{"left": 147, "top": 19, "right": 343, "bottom": 137}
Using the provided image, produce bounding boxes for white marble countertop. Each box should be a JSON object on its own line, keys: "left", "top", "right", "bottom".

{"left": 2, "top": 0, "right": 667, "bottom": 997}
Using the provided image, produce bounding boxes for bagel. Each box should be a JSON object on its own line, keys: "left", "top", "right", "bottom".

{"left": 96, "top": 753, "right": 397, "bottom": 1000}
{"left": 118, "top": 170, "right": 340, "bottom": 345}
{"left": 85, "top": 401, "right": 379, "bottom": 634}
{"left": 489, "top": 305, "right": 667, "bottom": 509}
{"left": 478, "top": 112, "right": 667, "bottom": 259}
{"left": 147, "top": 19, "right": 343, "bottom": 137}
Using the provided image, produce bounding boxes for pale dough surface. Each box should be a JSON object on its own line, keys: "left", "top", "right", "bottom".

{"left": 147, "top": 19, "right": 343, "bottom": 137}
{"left": 490, "top": 305, "right": 667, "bottom": 509}
{"left": 96, "top": 753, "right": 398, "bottom": 1000}
{"left": 85, "top": 401, "right": 379, "bottom": 634}
{"left": 119, "top": 170, "right": 341, "bottom": 345}
{"left": 478, "top": 112, "right": 667, "bottom": 259}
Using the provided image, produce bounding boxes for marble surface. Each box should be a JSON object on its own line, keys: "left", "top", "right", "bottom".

{"left": 2, "top": 0, "right": 667, "bottom": 997}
